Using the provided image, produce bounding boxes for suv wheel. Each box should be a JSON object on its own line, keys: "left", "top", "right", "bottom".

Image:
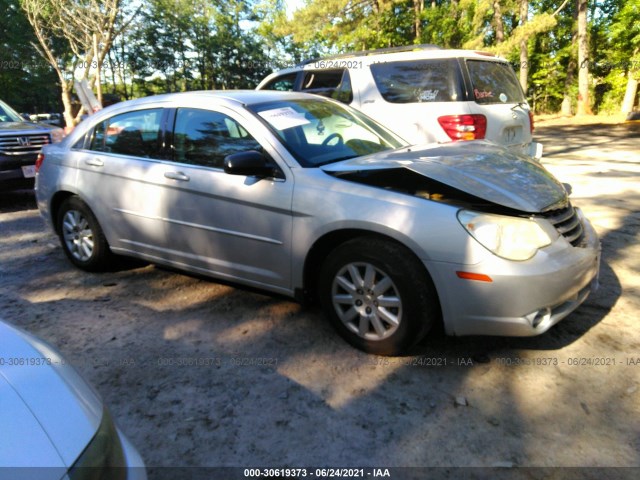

{"left": 319, "top": 237, "right": 439, "bottom": 355}
{"left": 57, "top": 196, "right": 111, "bottom": 271}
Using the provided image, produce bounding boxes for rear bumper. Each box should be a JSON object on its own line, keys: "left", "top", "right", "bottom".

{"left": 427, "top": 209, "right": 600, "bottom": 337}
{"left": 509, "top": 141, "right": 543, "bottom": 160}
{"left": 529, "top": 141, "right": 543, "bottom": 160}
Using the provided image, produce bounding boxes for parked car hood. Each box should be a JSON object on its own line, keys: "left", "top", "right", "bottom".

{"left": 0, "top": 121, "right": 57, "bottom": 133}
{"left": 0, "top": 321, "right": 102, "bottom": 471}
{"left": 322, "top": 141, "right": 567, "bottom": 213}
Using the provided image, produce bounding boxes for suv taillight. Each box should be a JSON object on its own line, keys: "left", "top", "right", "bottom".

{"left": 438, "top": 114, "right": 487, "bottom": 141}
{"left": 35, "top": 153, "right": 44, "bottom": 172}
{"left": 528, "top": 110, "right": 535, "bottom": 133}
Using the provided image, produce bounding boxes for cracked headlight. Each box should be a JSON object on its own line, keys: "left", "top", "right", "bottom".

{"left": 458, "top": 210, "right": 558, "bottom": 261}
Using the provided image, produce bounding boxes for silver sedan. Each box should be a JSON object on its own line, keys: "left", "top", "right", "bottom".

{"left": 35, "top": 91, "right": 600, "bottom": 355}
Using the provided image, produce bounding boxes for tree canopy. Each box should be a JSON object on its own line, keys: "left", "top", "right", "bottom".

{"left": 2, "top": 0, "right": 638, "bottom": 124}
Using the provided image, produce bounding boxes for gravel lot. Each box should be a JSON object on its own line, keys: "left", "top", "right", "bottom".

{"left": 1, "top": 121, "right": 639, "bottom": 478}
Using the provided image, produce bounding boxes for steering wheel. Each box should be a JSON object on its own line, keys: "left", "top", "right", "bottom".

{"left": 321, "top": 133, "right": 344, "bottom": 146}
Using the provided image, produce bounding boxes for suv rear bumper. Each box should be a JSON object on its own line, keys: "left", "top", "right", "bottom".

{"left": 509, "top": 141, "right": 543, "bottom": 160}
{"left": 528, "top": 141, "right": 543, "bottom": 160}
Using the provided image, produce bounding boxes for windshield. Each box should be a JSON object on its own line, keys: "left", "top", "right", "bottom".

{"left": 0, "top": 100, "right": 25, "bottom": 123}
{"left": 250, "top": 98, "right": 406, "bottom": 167}
{"left": 467, "top": 60, "right": 526, "bottom": 105}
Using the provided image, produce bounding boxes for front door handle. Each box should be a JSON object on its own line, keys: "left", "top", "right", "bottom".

{"left": 85, "top": 158, "right": 104, "bottom": 167}
{"left": 164, "top": 171, "right": 190, "bottom": 181}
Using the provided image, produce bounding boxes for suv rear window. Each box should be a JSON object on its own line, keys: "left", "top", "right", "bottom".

{"left": 467, "top": 60, "right": 525, "bottom": 105}
{"left": 370, "top": 59, "right": 463, "bottom": 103}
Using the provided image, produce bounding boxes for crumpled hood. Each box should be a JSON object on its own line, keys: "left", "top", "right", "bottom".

{"left": 321, "top": 141, "right": 568, "bottom": 212}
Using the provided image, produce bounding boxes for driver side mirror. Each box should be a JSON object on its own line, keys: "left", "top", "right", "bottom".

{"left": 223, "top": 151, "right": 280, "bottom": 178}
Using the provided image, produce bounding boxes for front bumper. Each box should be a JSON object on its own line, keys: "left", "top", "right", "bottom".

{"left": 117, "top": 429, "right": 147, "bottom": 480}
{"left": 0, "top": 153, "right": 38, "bottom": 190}
{"left": 427, "top": 208, "right": 600, "bottom": 337}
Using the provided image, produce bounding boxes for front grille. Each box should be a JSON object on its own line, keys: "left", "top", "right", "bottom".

{"left": 0, "top": 134, "right": 50, "bottom": 156}
{"left": 539, "top": 203, "right": 585, "bottom": 247}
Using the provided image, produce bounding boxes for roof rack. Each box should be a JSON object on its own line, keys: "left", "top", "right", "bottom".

{"left": 298, "top": 44, "right": 442, "bottom": 66}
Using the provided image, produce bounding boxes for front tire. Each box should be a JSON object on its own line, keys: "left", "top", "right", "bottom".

{"left": 57, "top": 196, "right": 112, "bottom": 271}
{"left": 319, "top": 237, "right": 440, "bottom": 355}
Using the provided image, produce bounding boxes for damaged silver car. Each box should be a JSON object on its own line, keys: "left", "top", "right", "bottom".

{"left": 35, "top": 91, "right": 600, "bottom": 355}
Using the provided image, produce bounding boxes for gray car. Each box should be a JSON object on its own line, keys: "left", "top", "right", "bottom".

{"left": 35, "top": 91, "right": 600, "bottom": 355}
{"left": 1, "top": 100, "right": 64, "bottom": 191}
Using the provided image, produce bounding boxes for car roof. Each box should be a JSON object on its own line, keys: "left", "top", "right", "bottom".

{"left": 309, "top": 47, "right": 502, "bottom": 65}
{"left": 111, "top": 90, "right": 315, "bottom": 110}
{"left": 61, "top": 90, "right": 329, "bottom": 146}
{"left": 258, "top": 47, "right": 506, "bottom": 80}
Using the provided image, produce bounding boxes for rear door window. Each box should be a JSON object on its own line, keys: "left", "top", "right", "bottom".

{"left": 89, "top": 109, "right": 163, "bottom": 158}
{"left": 370, "top": 59, "right": 463, "bottom": 103}
{"left": 467, "top": 60, "right": 526, "bottom": 105}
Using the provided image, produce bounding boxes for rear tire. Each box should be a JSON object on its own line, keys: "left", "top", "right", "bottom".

{"left": 318, "top": 237, "right": 440, "bottom": 355}
{"left": 57, "top": 196, "right": 112, "bottom": 272}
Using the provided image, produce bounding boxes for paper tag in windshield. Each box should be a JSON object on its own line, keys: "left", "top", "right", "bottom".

{"left": 258, "top": 107, "right": 309, "bottom": 130}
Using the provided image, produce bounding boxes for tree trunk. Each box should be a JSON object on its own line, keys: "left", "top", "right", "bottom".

{"left": 60, "top": 82, "right": 75, "bottom": 130}
{"left": 493, "top": 1, "right": 504, "bottom": 44}
{"left": 413, "top": 0, "right": 423, "bottom": 41}
{"left": 561, "top": 3, "right": 578, "bottom": 115}
{"left": 621, "top": 71, "right": 638, "bottom": 114}
{"left": 576, "top": 0, "right": 591, "bottom": 115}
{"left": 561, "top": 61, "right": 575, "bottom": 116}
{"left": 519, "top": 0, "right": 528, "bottom": 92}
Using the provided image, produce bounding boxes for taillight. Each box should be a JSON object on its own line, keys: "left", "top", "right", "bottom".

{"left": 438, "top": 114, "right": 487, "bottom": 141}
{"left": 528, "top": 110, "right": 535, "bottom": 133}
{"left": 35, "top": 153, "right": 44, "bottom": 172}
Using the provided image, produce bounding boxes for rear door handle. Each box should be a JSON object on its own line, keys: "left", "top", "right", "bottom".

{"left": 164, "top": 171, "right": 190, "bottom": 181}
{"left": 85, "top": 158, "right": 104, "bottom": 167}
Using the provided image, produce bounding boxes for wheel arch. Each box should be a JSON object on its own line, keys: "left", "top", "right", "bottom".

{"left": 300, "top": 228, "right": 438, "bottom": 305}
{"left": 49, "top": 190, "right": 78, "bottom": 236}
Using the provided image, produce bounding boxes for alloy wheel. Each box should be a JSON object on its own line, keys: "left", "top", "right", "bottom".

{"left": 331, "top": 262, "right": 402, "bottom": 341}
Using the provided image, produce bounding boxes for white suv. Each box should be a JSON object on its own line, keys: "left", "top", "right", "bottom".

{"left": 257, "top": 45, "right": 541, "bottom": 158}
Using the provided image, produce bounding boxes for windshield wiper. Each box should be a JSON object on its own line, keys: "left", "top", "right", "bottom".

{"left": 511, "top": 102, "right": 528, "bottom": 112}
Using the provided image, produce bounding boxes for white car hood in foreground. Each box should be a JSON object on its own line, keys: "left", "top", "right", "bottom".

{"left": 0, "top": 322, "right": 101, "bottom": 472}
{"left": 322, "top": 141, "right": 567, "bottom": 213}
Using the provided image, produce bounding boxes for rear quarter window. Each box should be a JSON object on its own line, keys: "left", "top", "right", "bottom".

{"left": 300, "top": 69, "right": 353, "bottom": 104}
{"left": 370, "top": 59, "right": 463, "bottom": 103}
{"left": 466, "top": 60, "right": 526, "bottom": 105}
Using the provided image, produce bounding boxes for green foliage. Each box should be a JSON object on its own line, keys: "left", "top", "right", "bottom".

{"left": 0, "top": 0, "right": 59, "bottom": 112}
{"left": 8, "top": 0, "right": 639, "bottom": 113}
{"left": 421, "top": 2, "right": 476, "bottom": 48}
{"left": 126, "top": 0, "right": 271, "bottom": 93}
{"left": 597, "top": 69, "right": 630, "bottom": 113}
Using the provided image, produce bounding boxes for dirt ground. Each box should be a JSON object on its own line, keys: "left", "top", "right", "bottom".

{"left": 1, "top": 120, "right": 639, "bottom": 478}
